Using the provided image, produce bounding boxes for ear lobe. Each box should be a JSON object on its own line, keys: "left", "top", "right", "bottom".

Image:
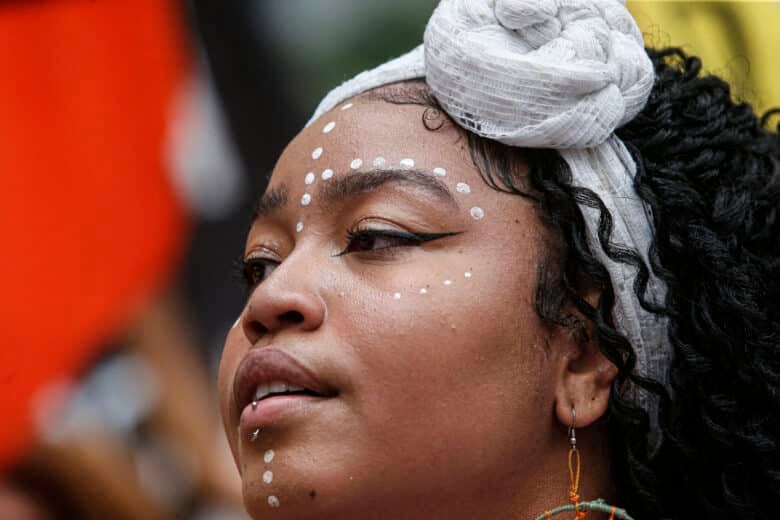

{"left": 552, "top": 339, "right": 618, "bottom": 430}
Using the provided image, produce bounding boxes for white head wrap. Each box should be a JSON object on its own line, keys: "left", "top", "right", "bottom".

{"left": 309, "top": 0, "right": 670, "bottom": 446}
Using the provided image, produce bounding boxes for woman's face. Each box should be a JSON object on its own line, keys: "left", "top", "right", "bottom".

{"left": 218, "top": 97, "right": 571, "bottom": 519}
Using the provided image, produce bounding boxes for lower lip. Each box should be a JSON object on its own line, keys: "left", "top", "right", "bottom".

{"left": 239, "top": 394, "right": 329, "bottom": 431}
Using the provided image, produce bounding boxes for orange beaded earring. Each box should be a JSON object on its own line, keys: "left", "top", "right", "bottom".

{"left": 535, "top": 407, "right": 633, "bottom": 520}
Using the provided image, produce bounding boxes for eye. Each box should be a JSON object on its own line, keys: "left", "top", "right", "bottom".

{"left": 241, "top": 257, "right": 279, "bottom": 289}
{"left": 336, "top": 228, "right": 460, "bottom": 256}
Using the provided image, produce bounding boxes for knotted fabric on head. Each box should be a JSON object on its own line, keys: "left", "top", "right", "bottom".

{"left": 308, "top": 0, "right": 671, "bottom": 448}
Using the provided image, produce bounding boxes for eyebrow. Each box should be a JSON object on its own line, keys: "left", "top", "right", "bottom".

{"left": 319, "top": 168, "right": 458, "bottom": 211}
{"left": 253, "top": 185, "right": 288, "bottom": 219}
{"left": 252, "top": 168, "right": 459, "bottom": 220}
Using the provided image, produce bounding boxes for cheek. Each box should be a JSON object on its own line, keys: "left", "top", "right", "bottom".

{"left": 330, "top": 249, "right": 550, "bottom": 460}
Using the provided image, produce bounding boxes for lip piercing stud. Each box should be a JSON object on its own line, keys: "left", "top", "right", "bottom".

{"left": 250, "top": 428, "right": 261, "bottom": 443}
{"left": 251, "top": 400, "right": 258, "bottom": 410}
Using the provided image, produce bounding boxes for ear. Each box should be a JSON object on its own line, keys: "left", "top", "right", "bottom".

{"left": 551, "top": 291, "right": 619, "bottom": 430}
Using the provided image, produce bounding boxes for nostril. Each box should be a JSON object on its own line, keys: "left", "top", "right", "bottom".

{"left": 278, "top": 310, "right": 304, "bottom": 324}
{"left": 248, "top": 320, "right": 268, "bottom": 338}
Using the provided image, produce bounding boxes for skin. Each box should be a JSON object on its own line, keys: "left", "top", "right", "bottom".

{"left": 218, "top": 95, "right": 619, "bottom": 519}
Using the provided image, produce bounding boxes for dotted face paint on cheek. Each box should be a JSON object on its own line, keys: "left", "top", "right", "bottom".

{"left": 263, "top": 470, "right": 274, "bottom": 484}
{"left": 350, "top": 158, "right": 363, "bottom": 170}
{"left": 301, "top": 193, "right": 312, "bottom": 206}
{"left": 470, "top": 207, "right": 485, "bottom": 220}
{"left": 296, "top": 222, "right": 304, "bottom": 233}
{"left": 400, "top": 158, "right": 415, "bottom": 169}
{"left": 312, "top": 147, "right": 323, "bottom": 160}
{"left": 322, "top": 169, "right": 334, "bottom": 180}
{"left": 433, "top": 167, "right": 447, "bottom": 177}
{"left": 322, "top": 121, "right": 336, "bottom": 134}
{"left": 304, "top": 172, "right": 316, "bottom": 185}
{"left": 373, "top": 156, "right": 386, "bottom": 168}
{"left": 268, "top": 496, "right": 281, "bottom": 508}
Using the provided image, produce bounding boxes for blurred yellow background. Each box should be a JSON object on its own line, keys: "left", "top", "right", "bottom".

{"left": 629, "top": 1, "right": 780, "bottom": 114}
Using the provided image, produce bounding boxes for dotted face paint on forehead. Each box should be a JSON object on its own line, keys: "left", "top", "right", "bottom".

{"left": 350, "top": 158, "right": 363, "bottom": 170}
{"left": 456, "top": 182, "right": 471, "bottom": 194}
{"left": 305, "top": 172, "right": 316, "bottom": 185}
{"left": 312, "top": 147, "right": 323, "bottom": 160}
{"left": 322, "top": 121, "right": 336, "bottom": 134}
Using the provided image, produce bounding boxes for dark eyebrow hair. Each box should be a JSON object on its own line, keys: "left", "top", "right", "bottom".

{"left": 318, "top": 168, "right": 458, "bottom": 211}
{"left": 253, "top": 185, "right": 288, "bottom": 219}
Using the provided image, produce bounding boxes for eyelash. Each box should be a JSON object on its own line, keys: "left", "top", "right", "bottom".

{"left": 236, "top": 228, "right": 459, "bottom": 291}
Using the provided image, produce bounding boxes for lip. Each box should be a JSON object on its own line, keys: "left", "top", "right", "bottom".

{"left": 232, "top": 347, "right": 337, "bottom": 427}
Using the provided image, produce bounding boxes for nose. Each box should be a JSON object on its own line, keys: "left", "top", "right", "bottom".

{"left": 240, "top": 255, "right": 326, "bottom": 345}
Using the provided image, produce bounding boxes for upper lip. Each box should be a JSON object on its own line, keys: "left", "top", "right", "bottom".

{"left": 233, "top": 347, "right": 337, "bottom": 415}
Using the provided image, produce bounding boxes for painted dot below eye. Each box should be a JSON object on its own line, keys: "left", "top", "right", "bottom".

{"left": 301, "top": 193, "right": 312, "bottom": 206}
{"left": 393, "top": 292, "right": 402, "bottom": 300}
{"left": 464, "top": 272, "right": 472, "bottom": 278}
{"left": 400, "top": 158, "right": 415, "bottom": 169}
{"left": 341, "top": 103, "right": 353, "bottom": 111}
{"left": 296, "top": 222, "right": 304, "bottom": 233}
{"left": 322, "top": 169, "right": 334, "bottom": 180}
{"left": 456, "top": 182, "right": 471, "bottom": 194}
{"left": 264, "top": 450, "right": 275, "bottom": 463}
{"left": 268, "top": 496, "right": 280, "bottom": 508}
{"left": 351, "top": 158, "right": 363, "bottom": 170}
{"left": 323, "top": 121, "right": 336, "bottom": 133}
{"left": 419, "top": 288, "right": 428, "bottom": 295}
{"left": 443, "top": 280, "right": 453, "bottom": 286}
{"left": 373, "top": 156, "right": 386, "bottom": 168}
{"left": 470, "top": 206, "right": 485, "bottom": 220}
{"left": 263, "top": 470, "right": 274, "bottom": 484}
{"left": 304, "top": 172, "right": 316, "bottom": 185}
{"left": 433, "top": 167, "right": 447, "bottom": 177}
{"left": 312, "top": 147, "right": 323, "bottom": 160}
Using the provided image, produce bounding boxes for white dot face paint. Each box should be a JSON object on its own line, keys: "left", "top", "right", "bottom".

{"left": 264, "top": 449, "right": 275, "bottom": 463}
{"left": 322, "top": 168, "right": 334, "bottom": 180}
{"left": 322, "top": 121, "right": 336, "bottom": 134}
{"left": 351, "top": 158, "right": 363, "bottom": 170}
{"left": 419, "top": 288, "right": 428, "bottom": 295}
{"left": 443, "top": 280, "right": 453, "bottom": 286}
{"left": 456, "top": 182, "right": 471, "bottom": 194}
{"left": 296, "top": 222, "right": 304, "bottom": 233}
{"left": 268, "top": 496, "right": 280, "bottom": 508}
{"left": 393, "top": 292, "right": 402, "bottom": 300}
{"left": 400, "top": 158, "right": 415, "bottom": 169}
{"left": 433, "top": 167, "right": 447, "bottom": 177}
{"left": 304, "top": 172, "right": 316, "bottom": 185}
{"left": 470, "top": 206, "right": 485, "bottom": 220}
{"left": 301, "top": 193, "right": 312, "bottom": 206}
{"left": 464, "top": 272, "right": 472, "bottom": 279}
{"left": 312, "top": 147, "right": 323, "bottom": 160}
{"left": 341, "top": 103, "right": 353, "bottom": 111}
{"left": 263, "top": 470, "right": 274, "bottom": 484}
{"left": 373, "top": 156, "right": 386, "bottom": 168}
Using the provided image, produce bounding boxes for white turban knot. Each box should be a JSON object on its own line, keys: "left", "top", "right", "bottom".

{"left": 424, "top": 0, "right": 654, "bottom": 148}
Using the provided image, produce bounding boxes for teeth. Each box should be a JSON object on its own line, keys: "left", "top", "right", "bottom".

{"left": 253, "top": 383, "right": 269, "bottom": 401}
{"left": 269, "top": 381, "right": 288, "bottom": 394}
{"left": 252, "top": 381, "right": 307, "bottom": 403}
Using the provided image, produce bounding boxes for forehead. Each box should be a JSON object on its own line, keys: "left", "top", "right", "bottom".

{"left": 270, "top": 99, "right": 470, "bottom": 188}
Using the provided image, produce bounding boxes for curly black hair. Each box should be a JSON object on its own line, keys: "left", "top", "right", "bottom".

{"left": 374, "top": 46, "right": 779, "bottom": 519}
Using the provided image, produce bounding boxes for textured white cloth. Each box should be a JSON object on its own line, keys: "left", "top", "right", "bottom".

{"left": 309, "top": 0, "right": 670, "bottom": 444}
